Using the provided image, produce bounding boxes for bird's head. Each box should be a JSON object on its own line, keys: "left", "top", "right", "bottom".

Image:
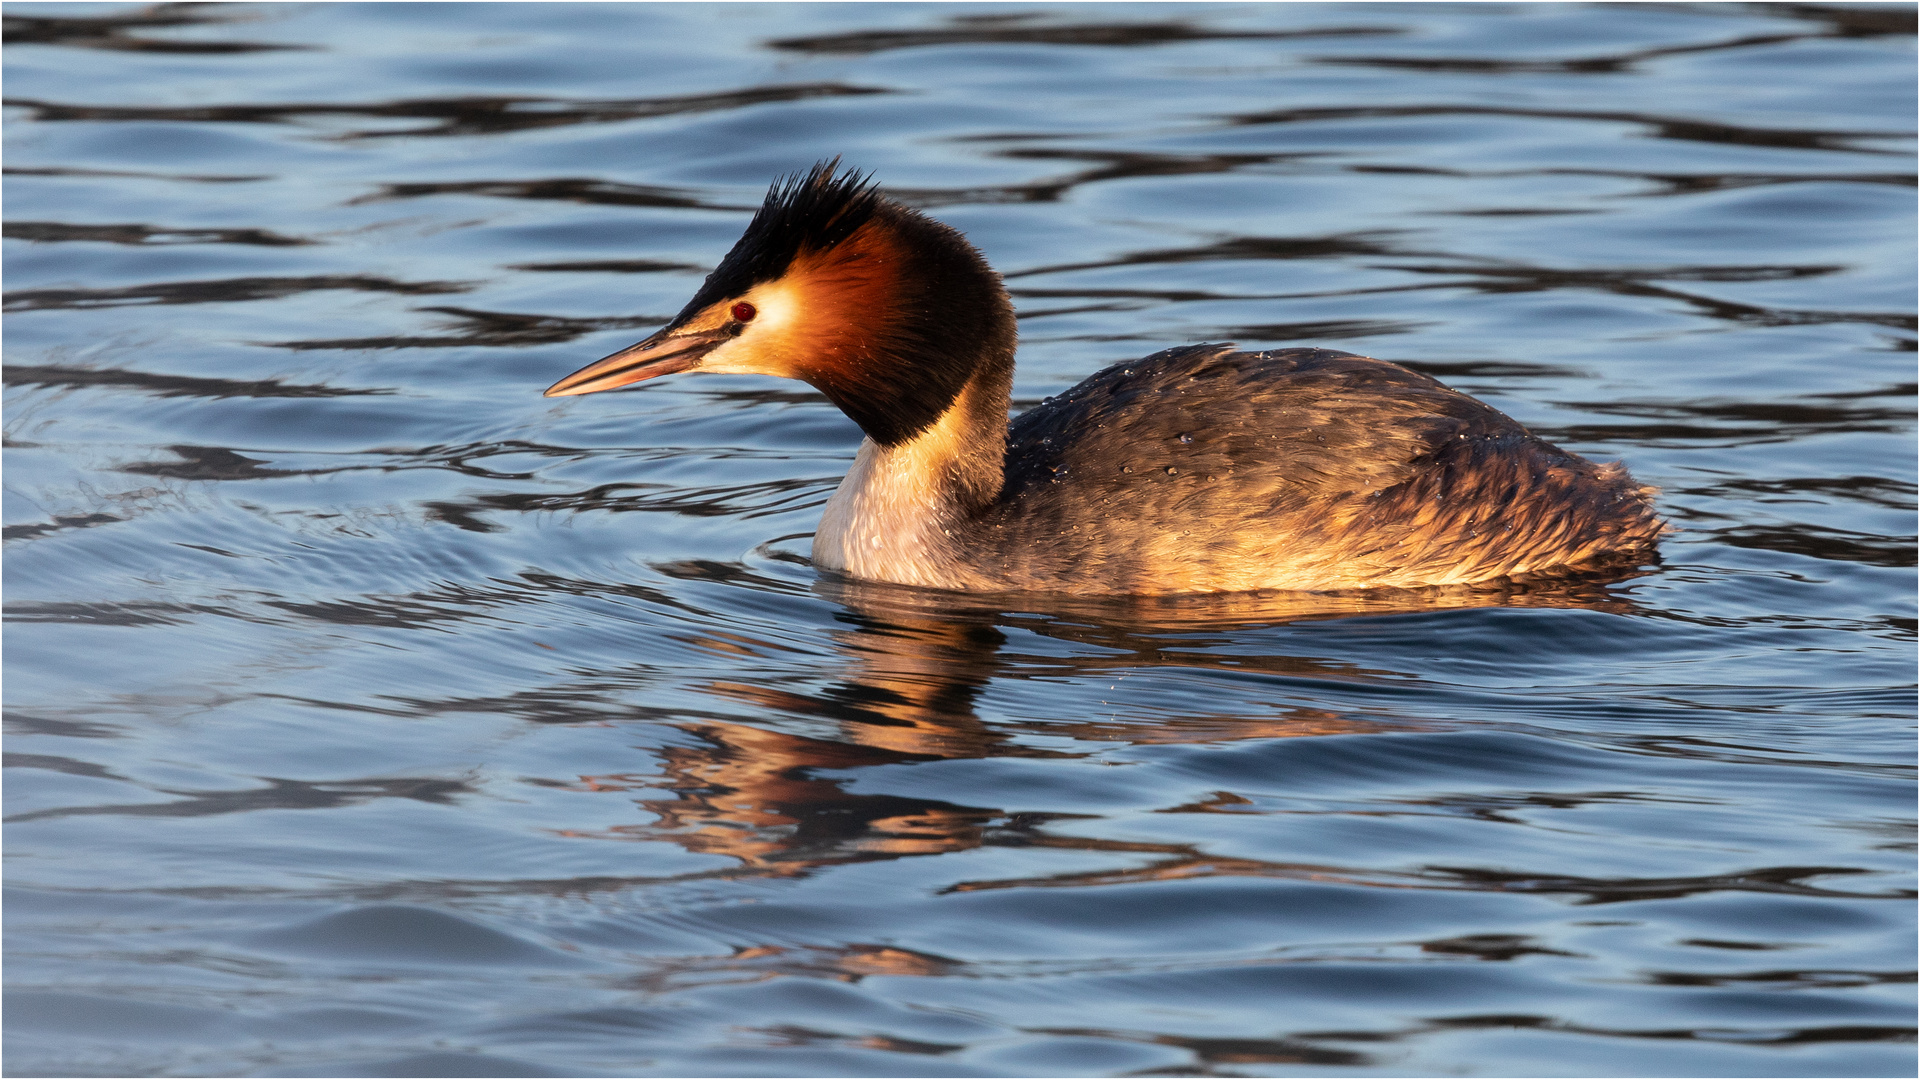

{"left": 545, "top": 161, "right": 1015, "bottom": 447}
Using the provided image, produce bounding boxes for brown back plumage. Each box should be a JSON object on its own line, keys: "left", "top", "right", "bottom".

{"left": 952, "top": 345, "right": 1663, "bottom": 594}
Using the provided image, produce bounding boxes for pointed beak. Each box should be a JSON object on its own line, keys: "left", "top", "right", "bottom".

{"left": 543, "top": 327, "right": 732, "bottom": 397}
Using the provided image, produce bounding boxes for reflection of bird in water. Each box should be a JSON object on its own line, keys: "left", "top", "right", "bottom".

{"left": 546, "top": 161, "right": 1665, "bottom": 595}
{"left": 558, "top": 575, "right": 1644, "bottom": 875}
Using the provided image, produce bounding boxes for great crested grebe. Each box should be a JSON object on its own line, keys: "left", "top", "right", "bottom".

{"left": 545, "top": 162, "right": 1664, "bottom": 595}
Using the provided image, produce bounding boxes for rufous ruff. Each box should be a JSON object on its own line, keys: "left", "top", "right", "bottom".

{"left": 546, "top": 162, "right": 1664, "bottom": 595}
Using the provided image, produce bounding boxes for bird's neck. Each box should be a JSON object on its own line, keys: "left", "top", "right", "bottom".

{"left": 813, "top": 355, "right": 1012, "bottom": 589}
{"left": 803, "top": 200, "right": 1019, "bottom": 588}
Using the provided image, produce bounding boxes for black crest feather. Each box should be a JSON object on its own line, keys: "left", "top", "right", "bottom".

{"left": 673, "top": 159, "right": 881, "bottom": 320}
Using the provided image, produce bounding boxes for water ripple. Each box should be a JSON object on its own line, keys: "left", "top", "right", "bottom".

{"left": 4, "top": 4, "right": 1910, "bottom": 1076}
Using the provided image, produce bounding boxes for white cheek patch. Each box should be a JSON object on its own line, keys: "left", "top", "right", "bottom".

{"left": 697, "top": 281, "right": 802, "bottom": 376}
{"left": 697, "top": 337, "right": 758, "bottom": 375}
{"left": 748, "top": 280, "right": 801, "bottom": 333}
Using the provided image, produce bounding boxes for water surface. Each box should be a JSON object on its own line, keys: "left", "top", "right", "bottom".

{"left": 4, "top": 3, "right": 1915, "bottom": 1076}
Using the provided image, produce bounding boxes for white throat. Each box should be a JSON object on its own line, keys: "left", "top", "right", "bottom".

{"left": 812, "top": 404, "right": 977, "bottom": 591}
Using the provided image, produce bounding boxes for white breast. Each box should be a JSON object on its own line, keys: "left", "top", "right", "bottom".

{"left": 812, "top": 410, "right": 976, "bottom": 590}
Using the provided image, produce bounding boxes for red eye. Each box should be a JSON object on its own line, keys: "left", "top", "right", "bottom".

{"left": 731, "top": 302, "right": 757, "bottom": 323}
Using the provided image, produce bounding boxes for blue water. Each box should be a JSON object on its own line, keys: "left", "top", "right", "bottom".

{"left": 4, "top": 3, "right": 1914, "bottom": 1076}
